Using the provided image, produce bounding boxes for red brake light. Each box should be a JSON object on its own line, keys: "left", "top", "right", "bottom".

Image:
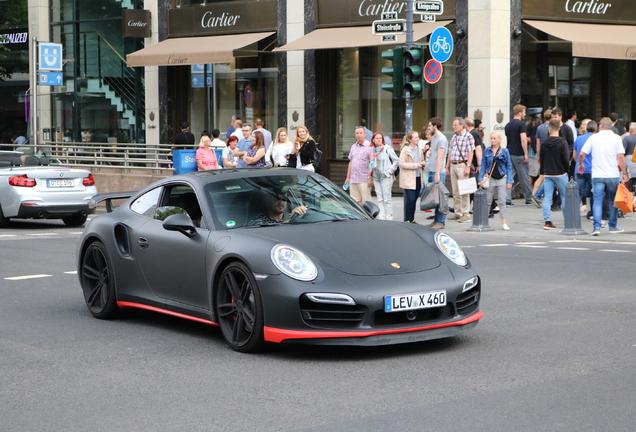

{"left": 9, "top": 174, "right": 37, "bottom": 187}
{"left": 83, "top": 174, "right": 95, "bottom": 186}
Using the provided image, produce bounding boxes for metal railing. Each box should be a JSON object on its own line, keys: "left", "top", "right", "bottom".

{"left": 5, "top": 143, "right": 174, "bottom": 171}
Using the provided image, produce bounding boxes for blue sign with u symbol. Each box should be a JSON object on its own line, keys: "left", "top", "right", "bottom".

{"left": 39, "top": 42, "right": 63, "bottom": 71}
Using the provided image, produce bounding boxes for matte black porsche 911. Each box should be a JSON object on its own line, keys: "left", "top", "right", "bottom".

{"left": 77, "top": 168, "right": 481, "bottom": 352}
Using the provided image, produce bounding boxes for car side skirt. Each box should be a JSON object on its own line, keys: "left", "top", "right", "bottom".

{"left": 263, "top": 311, "right": 482, "bottom": 346}
{"left": 117, "top": 301, "right": 219, "bottom": 327}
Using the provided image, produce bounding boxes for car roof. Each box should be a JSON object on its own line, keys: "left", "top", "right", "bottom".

{"left": 169, "top": 167, "right": 316, "bottom": 187}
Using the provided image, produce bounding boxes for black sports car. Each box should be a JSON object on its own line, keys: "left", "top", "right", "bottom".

{"left": 78, "top": 168, "right": 481, "bottom": 352}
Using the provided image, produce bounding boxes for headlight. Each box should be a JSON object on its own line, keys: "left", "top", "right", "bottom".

{"left": 271, "top": 244, "right": 318, "bottom": 281}
{"left": 435, "top": 232, "right": 467, "bottom": 267}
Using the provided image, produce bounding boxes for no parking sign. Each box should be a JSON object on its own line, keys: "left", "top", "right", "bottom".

{"left": 424, "top": 59, "right": 443, "bottom": 84}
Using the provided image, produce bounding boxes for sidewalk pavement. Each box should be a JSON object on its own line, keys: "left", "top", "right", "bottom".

{"left": 388, "top": 196, "right": 636, "bottom": 242}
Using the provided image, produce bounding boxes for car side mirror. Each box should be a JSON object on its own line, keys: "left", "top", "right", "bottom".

{"left": 362, "top": 201, "right": 380, "bottom": 218}
{"left": 163, "top": 213, "right": 198, "bottom": 238}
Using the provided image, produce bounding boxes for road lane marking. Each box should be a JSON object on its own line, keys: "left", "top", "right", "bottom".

{"left": 515, "top": 242, "right": 547, "bottom": 245}
{"left": 515, "top": 245, "right": 549, "bottom": 248}
{"left": 555, "top": 247, "right": 590, "bottom": 251}
{"left": 26, "top": 233, "right": 59, "bottom": 236}
{"left": 64, "top": 271, "right": 77, "bottom": 274}
{"left": 0, "top": 235, "right": 17, "bottom": 238}
{"left": 481, "top": 244, "right": 509, "bottom": 247}
{"left": 4, "top": 274, "right": 53, "bottom": 280}
{"left": 599, "top": 249, "right": 632, "bottom": 253}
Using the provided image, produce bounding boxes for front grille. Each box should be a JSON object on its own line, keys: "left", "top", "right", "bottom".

{"left": 456, "top": 288, "right": 480, "bottom": 315}
{"left": 373, "top": 305, "right": 454, "bottom": 326}
{"left": 299, "top": 297, "right": 366, "bottom": 329}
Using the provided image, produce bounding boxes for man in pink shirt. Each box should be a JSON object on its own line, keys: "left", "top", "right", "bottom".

{"left": 345, "top": 126, "right": 373, "bottom": 205}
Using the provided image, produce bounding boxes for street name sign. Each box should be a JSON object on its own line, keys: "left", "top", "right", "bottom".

{"left": 420, "top": 14, "right": 436, "bottom": 22}
{"left": 414, "top": 1, "right": 444, "bottom": 15}
{"left": 372, "top": 19, "right": 406, "bottom": 35}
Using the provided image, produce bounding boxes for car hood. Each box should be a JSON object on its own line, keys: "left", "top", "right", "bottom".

{"left": 244, "top": 220, "right": 442, "bottom": 275}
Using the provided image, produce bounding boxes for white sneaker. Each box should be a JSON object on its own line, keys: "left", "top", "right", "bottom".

{"left": 502, "top": 224, "right": 510, "bottom": 231}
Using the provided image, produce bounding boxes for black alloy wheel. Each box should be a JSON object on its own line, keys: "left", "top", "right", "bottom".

{"left": 80, "top": 241, "right": 119, "bottom": 319}
{"left": 216, "top": 262, "right": 265, "bottom": 352}
{"left": 63, "top": 213, "right": 88, "bottom": 227}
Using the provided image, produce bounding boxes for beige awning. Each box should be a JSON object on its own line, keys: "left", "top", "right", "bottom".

{"left": 525, "top": 20, "right": 636, "bottom": 61}
{"left": 126, "top": 32, "right": 275, "bottom": 67}
{"left": 275, "top": 21, "right": 452, "bottom": 51}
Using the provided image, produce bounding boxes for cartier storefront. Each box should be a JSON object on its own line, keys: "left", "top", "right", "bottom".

{"left": 518, "top": 0, "right": 636, "bottom": 131}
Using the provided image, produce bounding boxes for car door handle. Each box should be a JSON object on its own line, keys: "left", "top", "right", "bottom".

{"left": 138, "top": 237, "right": 149, "bottom": 249}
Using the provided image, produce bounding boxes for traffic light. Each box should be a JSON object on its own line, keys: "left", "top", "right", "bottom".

{"left": 403, "top": 45, "right": 425, "bottom": 98}
{"left": 381, "top": 47, "right": 404, "bottom": 98}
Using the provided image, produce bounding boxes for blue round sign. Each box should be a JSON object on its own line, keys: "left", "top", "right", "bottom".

{"left": 429, "top": 26, "right": 454, "bottom": 63}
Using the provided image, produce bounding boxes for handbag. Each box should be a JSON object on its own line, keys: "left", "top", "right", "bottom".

{"left": 614, "top": 182, "right": 634, "bottom": 213}
{"left": 632, "top": 152, "right": 636, "bottom": 163}
{"left": 482, "top": 149, "right": 500, "bottom": 189}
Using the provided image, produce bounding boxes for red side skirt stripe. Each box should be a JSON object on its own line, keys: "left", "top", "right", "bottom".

{"left": 263, "top": 311, "right": 483, "bottom": 343}
{"left": 117, "top": 301, "right": 219, "bottom": 327}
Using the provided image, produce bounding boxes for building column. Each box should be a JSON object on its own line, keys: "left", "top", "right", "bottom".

{"left": 467, "top": 0, "right": 511, "bottom": 142}
{"left": 28, "top": 0, "right": 52, "bottom": 145}
{"left": 285, "top": 0, "right": 305, "bottom": 134}
{"left": 143, "top": 0, "right": 160, "bottom": 145}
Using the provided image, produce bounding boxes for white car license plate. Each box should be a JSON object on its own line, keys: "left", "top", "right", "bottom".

{"left": 47, "top": 179, "right": 74, "bottom": 188}
{"left": 384, "top": 290, "right": 446, "bottom": 313}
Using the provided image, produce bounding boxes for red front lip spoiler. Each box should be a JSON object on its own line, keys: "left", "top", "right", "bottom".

{"left": 263, "top": 311, "right": 483, "bottom": 343}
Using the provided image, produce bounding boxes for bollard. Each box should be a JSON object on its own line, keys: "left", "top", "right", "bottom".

{"left": 560, "top": 178, "right": 586, "bottom": 235}
{"left": 467, "top": 187, "right": 494, "bottom": 232}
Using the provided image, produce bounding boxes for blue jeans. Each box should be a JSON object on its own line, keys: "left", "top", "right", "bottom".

{"left": 592, "top": 177, "right": 620, "bottom": 230}
{"left": 403, "top": 177, "right": 422, "bottom": 222}
{"left": 542, "top": 174, "right": 567, "bottom": 221}
{"left": 428, "top": 171, "right": 447, "bottom": 225}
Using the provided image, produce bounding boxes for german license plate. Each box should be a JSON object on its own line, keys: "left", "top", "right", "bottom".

{"left": 47, "top": 179, "right": 74, "bottom": 188}
{"left": 384, "top": 290, "right": 446, "bottom": 313}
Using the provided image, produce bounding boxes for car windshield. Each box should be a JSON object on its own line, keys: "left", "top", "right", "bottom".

{"left": 204, "top": 173, "right": 371, "bottom": 229}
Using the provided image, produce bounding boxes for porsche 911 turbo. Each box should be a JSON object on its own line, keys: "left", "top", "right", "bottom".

{"left": 77, "top": 168, "right": 481, "bottom": 352}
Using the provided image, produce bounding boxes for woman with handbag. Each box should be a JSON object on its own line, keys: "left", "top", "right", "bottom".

{"left": 369, "top": 132, "right": 399, "bottom": 220}
{"left": 287, "top": 125, "right": 316, "bottom": 172}
{"left": 479, "top": 131, "right": 513, "bottom": 230}
{"left": 399, "top": 130, "right": 426, "bottom": 223}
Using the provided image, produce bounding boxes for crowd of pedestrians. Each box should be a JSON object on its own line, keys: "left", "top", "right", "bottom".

{"left": 174, "top": 108, "right": 635, "bottom": 236}
{"left": 172, "top": 115, "right": 320, "bottom": 172}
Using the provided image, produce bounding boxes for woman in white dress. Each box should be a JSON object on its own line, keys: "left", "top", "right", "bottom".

{"left": 266, "top": 127, "right": 294, "bottom": 167}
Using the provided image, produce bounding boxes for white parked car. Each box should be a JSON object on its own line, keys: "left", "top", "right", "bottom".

{"left": 0, "top": 151, "right": 97, "bottom": 227}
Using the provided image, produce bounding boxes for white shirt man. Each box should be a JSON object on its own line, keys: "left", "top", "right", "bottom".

{"left": 578, "top": 117, "right": 628, "bottom": 235}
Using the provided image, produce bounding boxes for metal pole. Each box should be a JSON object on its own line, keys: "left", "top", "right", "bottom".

{"left": 404, "top": 0, "right": 414, "bottom": 133}
{"left": 31, "top": 37, "right": 38, "bottom": 151}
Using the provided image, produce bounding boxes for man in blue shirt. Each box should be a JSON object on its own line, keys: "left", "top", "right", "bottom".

{"left": 233, "top": 123, "right": 253, "bottom": 168}
{"left": 574, "top": 120, "right": 596, "bottom": 220}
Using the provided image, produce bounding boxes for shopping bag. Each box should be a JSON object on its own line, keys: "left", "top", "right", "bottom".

{"left": 419, "top": 182, "right": 439, "bottom": 211}
{"left": 457, "top": 177, "right": 477, "bottom": 195}
{"left": 614, "top": 182, "right": 633, "bottom": 213}
{"left": 437, "top": 182, "right": 450, "bottom": 214}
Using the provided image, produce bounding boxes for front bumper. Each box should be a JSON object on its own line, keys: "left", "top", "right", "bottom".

{"left": 264, "top": 311, "right": 482, "bottom": 345}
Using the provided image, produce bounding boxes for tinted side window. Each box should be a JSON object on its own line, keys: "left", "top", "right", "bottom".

{"left": 130, "top": 187, "right": 163, "bottom": 217}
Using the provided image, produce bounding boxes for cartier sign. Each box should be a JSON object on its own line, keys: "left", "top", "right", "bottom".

{"left": 523, "top": 0, "right": 635, "bottom": 24}
{"left": 123, "top": 9, "right": 151, "bottom": 38}
{"left": 168, "top": 0, "right": 276, "bottom": 38}
{"left": 316, "top": 0, "right": 455, "bottom": 27}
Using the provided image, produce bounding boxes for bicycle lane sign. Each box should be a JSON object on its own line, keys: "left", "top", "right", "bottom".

{"left": 429, "top": 26, "right": 453, "bottom": 63}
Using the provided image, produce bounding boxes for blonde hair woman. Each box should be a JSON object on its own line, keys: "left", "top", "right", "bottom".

{"left": 287, "top": 125, "right": 317, "bottom": 172}
{"left": 266, "top": 127, "right": 294, "bottom": 166}
{"left": 479, "top": 131, "right": 513, "bottom": 230}
{"left": 195, "top": 135, "right": 218, "bottom": 171}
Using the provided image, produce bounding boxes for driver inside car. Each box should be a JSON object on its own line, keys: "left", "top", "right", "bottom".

{"left": 249, "top": 192, "right": 307, "bottom": 225}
